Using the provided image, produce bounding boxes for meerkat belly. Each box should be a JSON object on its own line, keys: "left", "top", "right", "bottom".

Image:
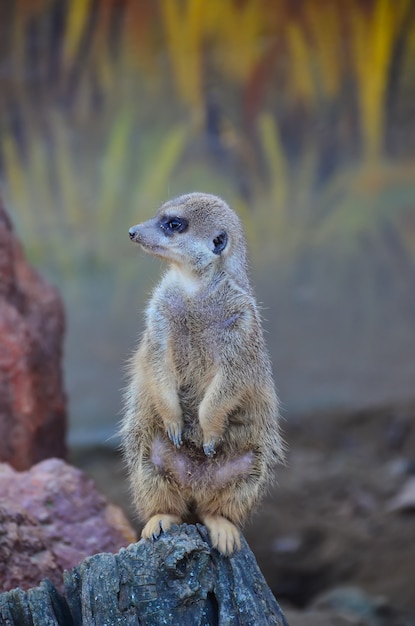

{"left": 150, "top": 435, "right": 255, "bottom": 490}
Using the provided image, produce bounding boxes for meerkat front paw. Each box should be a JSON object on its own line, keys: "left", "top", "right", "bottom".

{"left": 203, "top": 433, "right": 223, "bottom": 457}
{"left": 200, "top": 418, "right": 223, "bottom": 457}
{"left": 141, "top": 514, "right": 182, "bottom": 540}
{"left": 166, "top": 421, "right": 183, "bottom": 448}
{"left": 201, "top": 515, "right": 241, "bottom": 556}
{"left": 203, "top": 440, "right": 217, "bottom": 457}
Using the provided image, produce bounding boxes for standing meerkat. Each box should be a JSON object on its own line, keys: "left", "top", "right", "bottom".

{"left": 122, "top": 192, "right": 284, "bottom": 555}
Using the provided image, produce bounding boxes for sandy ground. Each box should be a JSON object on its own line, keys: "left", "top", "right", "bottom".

{"left": 70, "top": 405, "right": 415, "bottom": 625}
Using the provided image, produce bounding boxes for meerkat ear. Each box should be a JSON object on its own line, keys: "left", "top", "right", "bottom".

{"left": 212, "top": 231, "right": 228, "bottom": 255}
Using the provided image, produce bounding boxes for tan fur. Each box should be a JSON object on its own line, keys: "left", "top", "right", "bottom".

{"left": 121, "top": 193, "right": 284, "bottom": 555}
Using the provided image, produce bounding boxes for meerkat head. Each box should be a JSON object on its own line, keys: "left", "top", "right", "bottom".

{"left": 129, "top": 193, "right": 248, "bottom": 283}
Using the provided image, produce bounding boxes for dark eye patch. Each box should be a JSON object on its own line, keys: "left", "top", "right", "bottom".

{"left": 159, "top": 215, "right": 188, "bottom": 236}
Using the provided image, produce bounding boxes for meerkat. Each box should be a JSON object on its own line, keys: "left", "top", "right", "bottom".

{"left": 122, "top": 192, "right": 283, "bottom": 555}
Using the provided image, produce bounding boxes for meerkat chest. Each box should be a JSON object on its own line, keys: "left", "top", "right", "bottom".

{"left": 164, "top": 292, "right": 216, "bottom": 364}
{"left": 150, "top": 272, "right": 247, "bottom": 376}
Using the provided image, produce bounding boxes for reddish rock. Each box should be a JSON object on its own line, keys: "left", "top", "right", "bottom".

{"left": 0, "top": 199, "right": 66, "bottom": 470}
{"left": 0, "top": 458, "right": 136, "bottom": 592}
{"left": 0, "top": 505, "right": 60, "bottom": 592}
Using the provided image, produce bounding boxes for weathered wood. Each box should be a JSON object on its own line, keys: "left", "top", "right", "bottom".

{"left": 0, "top": 524, "right": 289, "bottom": 625}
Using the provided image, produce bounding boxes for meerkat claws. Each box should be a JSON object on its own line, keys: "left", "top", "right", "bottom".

{"left": 202, "top": 515, "right": 241, "bottom": 556}
{"left": 203, "top": 440, "right": 216, "bottom": 457}
{"left": 141, "top": 514, "right": 182, "bottom": 540}
{"left": 167, "top": 424, "right": 183, "bottom": 448}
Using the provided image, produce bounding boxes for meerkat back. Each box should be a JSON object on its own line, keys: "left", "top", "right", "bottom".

{"left": 122, "top": 192, "right": 283, "bottom": 555}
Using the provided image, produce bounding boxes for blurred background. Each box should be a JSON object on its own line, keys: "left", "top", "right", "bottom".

{"left": 1, "top": 0, "right": 414, "bottom": 445}
{"left": 1, "top": 0, "right": 415, "bottom": 618}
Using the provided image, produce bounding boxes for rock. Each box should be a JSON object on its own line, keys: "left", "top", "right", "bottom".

{"left": 387, "top": 477, "right": 415, "bottom": 512}
{"left": 0, "top": 505, "right": 61, "bottom": 593}
{"left": 0, "top": 199, "right": 66, "bottom": 470}
{"left": 263, "top": 522, "right": 359, "bottom": 607}
{"left": 283, "top": 607, "right": 355, "bottom": 626}
{"left": 0, "top": 524, "right": 288, "bottom": 625}
{"left": 311, "top": 586, "right": 388, "bottom": 626}
{"left": 0, "top": 458, "right": 136, "bottom": 592}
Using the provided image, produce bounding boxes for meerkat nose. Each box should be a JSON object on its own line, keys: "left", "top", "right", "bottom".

{"left": 129, "top": 226, "right": 139, "bottom": 240}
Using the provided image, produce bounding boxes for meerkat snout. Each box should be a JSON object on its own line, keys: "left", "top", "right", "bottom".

{"left": 129, "top": 225, "right": 140, "bottom": 241}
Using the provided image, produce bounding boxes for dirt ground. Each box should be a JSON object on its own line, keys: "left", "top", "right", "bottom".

{"left": 71, "top": 405, "right": 415, "bottom": 625}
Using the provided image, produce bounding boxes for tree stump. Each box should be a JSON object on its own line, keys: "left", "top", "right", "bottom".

{"left": 0, "top": 523, "right": 289, "bottom": 625}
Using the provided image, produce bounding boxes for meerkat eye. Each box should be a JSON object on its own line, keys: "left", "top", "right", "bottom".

{"left": 160, "top": 216, "right": 188, "bottom": 235}
{"left": 213, "top": 231, "right": 228, "bottom": 255}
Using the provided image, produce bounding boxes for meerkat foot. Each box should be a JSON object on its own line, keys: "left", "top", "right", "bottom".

{"left": 167, "top": 422, "right": 183, "bottom": 448}
{"left": 202, "top": 515, "right": 241, "bottom": 556}
{"left": 141, "top": 514, "right": 182, "bottom": 540}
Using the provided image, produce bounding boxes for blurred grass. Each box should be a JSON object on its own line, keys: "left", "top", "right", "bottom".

{"left": 0, "top": 0, "right": 414, "bottom": 300}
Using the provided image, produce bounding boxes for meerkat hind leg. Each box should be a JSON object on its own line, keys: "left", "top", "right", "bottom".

{"left": 201, "top": 514, "right": 241, "bottom": 556}
{"left": 141, "top": 513, "right": 182, "bottom": 540}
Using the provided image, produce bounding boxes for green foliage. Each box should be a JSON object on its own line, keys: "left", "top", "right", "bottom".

{"left": 0, "top": 0, "right": 414, "bottom": 298}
